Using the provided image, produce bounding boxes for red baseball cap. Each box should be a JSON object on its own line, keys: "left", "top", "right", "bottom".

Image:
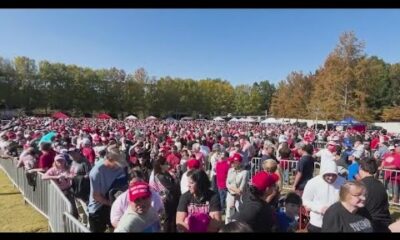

{"left": 251, "top": 171, "right": 277, "bottom": 192}
{"left": 187, "top": 159, "right": 201, "bottom": 170}
{"left": 232, "top": 153, "right": 243, "bottom": 163}
{"left": 129, "top": 181, "right": 152, "bottom": 202}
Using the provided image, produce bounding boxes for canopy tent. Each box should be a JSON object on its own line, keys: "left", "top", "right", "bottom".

{"left": 146, "top": 116, "right": 157, "bottom": 120}
{"left": 125, "top": 115, "right": 138, "bottom": 120}
{"left": 213, "top": 116, "right": 225, "bottom": 121}
{"left": 229, "top": 118, "right": 239, "bottom": 122}
{"left": 261, "top": 117, "right": 279, "bottom": 124}
{"left": 334, "top": 117, "right": 366, "bottom": 132}
{"left": 239, "top": 117, "right": 256, "bottom": 123}
{"left": 165, "top": 117, "right": 177, "bottom": 122}
{"left": 181, "top": 116, "right": 194, "bottom": 121}
{"left": 52, "top": 111, "right": 69, "bottom": 119}
{"left": 334, "top": 117, "right": 361, "bottom": 126}
{"left": 97, "top": 113, "right": 112, "bottom": 119}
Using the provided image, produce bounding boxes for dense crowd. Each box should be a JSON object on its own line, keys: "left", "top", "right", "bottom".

{"left": 1, "top": 117, "right": 400, "bottom": 232}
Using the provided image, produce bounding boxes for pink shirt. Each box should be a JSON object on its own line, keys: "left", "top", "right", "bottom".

{"left": 44, "top": 167, "right": 71, "bottom": 191}
{"left": 215, "top": 160, "right": 230, "bottom": 190}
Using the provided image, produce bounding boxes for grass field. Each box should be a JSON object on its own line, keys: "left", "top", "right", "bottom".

{"left": 0, "top": 170, "right": 48, "bottom": 232}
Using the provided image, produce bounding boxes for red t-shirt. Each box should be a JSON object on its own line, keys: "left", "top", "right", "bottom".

{"left": 38, "top": 151, "right": 55, "bottom": 170}
{"left": 382, "top": 152, "right": 400, "bottom": 182}
{"left": 215, "top": 160, "right": 230, "bottom": 190}
{"left": 82, "top": 147, "right": 96, "bottom": 165}
{"left": 370, "top": 137, "right": 380, "bottom": 150}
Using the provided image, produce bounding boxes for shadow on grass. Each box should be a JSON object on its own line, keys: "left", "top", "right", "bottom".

{"left": 0, "top": 192, "right": 20, "bottom": 196}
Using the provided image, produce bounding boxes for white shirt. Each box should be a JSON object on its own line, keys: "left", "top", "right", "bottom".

{"left": 180, "top": 171, "right": 189, "bottom": 194}
{"left": 316, "top": 149, "right": 335, "bottom": 170}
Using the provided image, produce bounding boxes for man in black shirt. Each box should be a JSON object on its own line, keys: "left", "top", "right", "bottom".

{"left": 293, "top": 143, "right": 315, "bottom": 196}
{"left": 322, "top": 181, "right": 374, "bottom": 232}
{"left": 359, "top": 157, "right": 392, "bottom": 232}
{"left": 232, "top": 171, "right": 277, "bottom": 232}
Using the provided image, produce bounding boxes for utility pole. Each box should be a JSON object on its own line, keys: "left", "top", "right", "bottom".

{"left": 315, "top": 107, "right": 320, "bottom": 132}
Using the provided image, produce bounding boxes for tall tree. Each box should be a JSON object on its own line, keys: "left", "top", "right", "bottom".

{"left": 309, "top": 31, "right": 366, "bottom": 120}
{"left": 253, "top": 80, "right": 276, "bottom": 114}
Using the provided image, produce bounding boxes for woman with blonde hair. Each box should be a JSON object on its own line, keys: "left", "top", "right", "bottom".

{"left": 322, "top": 181, "right": 374, "bottom": 232}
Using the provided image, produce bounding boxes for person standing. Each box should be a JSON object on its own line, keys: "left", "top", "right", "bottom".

{"left": 358, "top": 157, "right": 392, "bottom": 232}
{"left": 322, "top": 181, "right": 374, "bottom": 232}
{"left": 87, "top": 147, "right": 128, "bottom": 232}
{"left": 302, "top": 160, "right": 346, "bottom": 232}
{"left": 292, "top": 143, "right": 315, "bottom": 196}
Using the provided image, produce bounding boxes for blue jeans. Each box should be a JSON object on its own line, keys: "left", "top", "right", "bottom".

{"left": 283, "top": 168, "right": 289, "bottom": 185}
{"left": 218, "top": 188, "right": 227, "bottom": 212}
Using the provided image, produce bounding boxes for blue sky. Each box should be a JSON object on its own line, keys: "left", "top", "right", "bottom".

{"left": 0, "top": 9, "right": 400, "bottom": 86}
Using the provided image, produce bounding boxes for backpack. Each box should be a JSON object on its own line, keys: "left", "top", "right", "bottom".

{"left": 26, "top": 171, "right": 37, "bottom": 191}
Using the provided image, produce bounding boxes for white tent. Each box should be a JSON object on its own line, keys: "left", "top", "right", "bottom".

{"left": 213, "top": 116, "right": 225, "bottom": 121}
{"left": 229, "top": 117, "right": 239, "bottom": 122}
{"left": 239, "top": 117, "right": 256, "bottom": 123}
{"left": 125, "top": 115, "right": 138, "bottom": 120}
{"left": 181, "top": 116, "right": 194, "bottom": 121}
{"left": 244, "top": 117, "right": 256, "bottom": 123}
{"left": 165, "top": 117, "right": 177, "bottom": 122}
{"left": 261, "top": 117, "right": 279, "bottom": 124}
{"left": 146, "top": 116, "right": 157, "bottom": 120}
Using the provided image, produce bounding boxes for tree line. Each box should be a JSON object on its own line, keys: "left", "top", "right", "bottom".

{"left": 271, "top": 31, "right": 400, "bottom": 122}
{"left": 0, "top": 56, "right": 275, "bottom": 119}
{"left": 0, "top": 31, "right": 399, "bottom": 121}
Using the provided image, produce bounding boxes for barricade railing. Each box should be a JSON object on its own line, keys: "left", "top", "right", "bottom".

{"left": 250, "top": 157, "right": 263, "bottom": 180}
{"left": 250, "top": 158, "right": 321, "bottom": 191}
{"left": 63, "top": 212, "right": 90, "bottom": 232}
{"left": 380, "top": 168, "right": 400, "bottom": 206}
{"left": 48, "top": 180, "right": 73, "bottom": 232}
{"left": 278, "top": 159, "right": 299, "bottom": 190}
{"left": 0, "top": 157, "right": 89, "bottom": 232}
{"left": 21, "top": 171, "right": 49, "bottom": 217}
{"left": 314, "top": 141, "right": 327, "bottom": 150}
{"left": 0, "top": 157, "right": 18, "bottom": 187}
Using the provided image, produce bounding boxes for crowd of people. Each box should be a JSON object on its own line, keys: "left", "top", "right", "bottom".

{"left": 1, "top": 116, "right": 400, "bottom": 232}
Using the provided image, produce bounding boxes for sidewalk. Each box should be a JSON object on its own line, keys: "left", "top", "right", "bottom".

{"left": 0, "top": 170, "right": 48, "bottom": 232}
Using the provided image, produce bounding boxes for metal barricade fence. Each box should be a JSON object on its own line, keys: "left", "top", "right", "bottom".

{"left": 278, "top": 159, "right": 299, "bottom": 190}
{"left": 48, "top": 180, "right": 73, "bottom": 232}
{"left": 0, "top": 157, "right": 18, "bottom": 187}
{"left": 63, "top": 212, "right": 90, "bottom": 232}
{"left": 380, "top": 168, "right": 400, "bottom": 206}
{"left": 314, "top": 141, "right": 327, "bottom": 150}
{"left": 0, "top": 157, "right": 89, "bottom": 232}
{"left": 250, "top": 158, "right": 321, "bottom": 191}
{"left": 20, "top": 171, "right": 49, "bottom": 217}
{"left": 250, "top": 157, "right": 263, "bottom": 180}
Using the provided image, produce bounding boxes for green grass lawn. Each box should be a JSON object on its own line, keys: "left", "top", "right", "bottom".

{"left": 0, "top": 170, "right": 48, "bottom": 232}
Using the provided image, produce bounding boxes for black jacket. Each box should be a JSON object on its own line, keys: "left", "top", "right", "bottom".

{"left": 232, "top": 189, "right": 274, "bottom": 232}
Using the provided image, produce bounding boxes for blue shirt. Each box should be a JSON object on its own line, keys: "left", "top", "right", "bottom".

{"left": 347, "top": 162, "right": 359, "bottom": 181}
{"left": 88, "top": 162, "right": 126, "bottom": 213}
{"left": 277, "top": 210, "right": 297, "bottom": 232}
